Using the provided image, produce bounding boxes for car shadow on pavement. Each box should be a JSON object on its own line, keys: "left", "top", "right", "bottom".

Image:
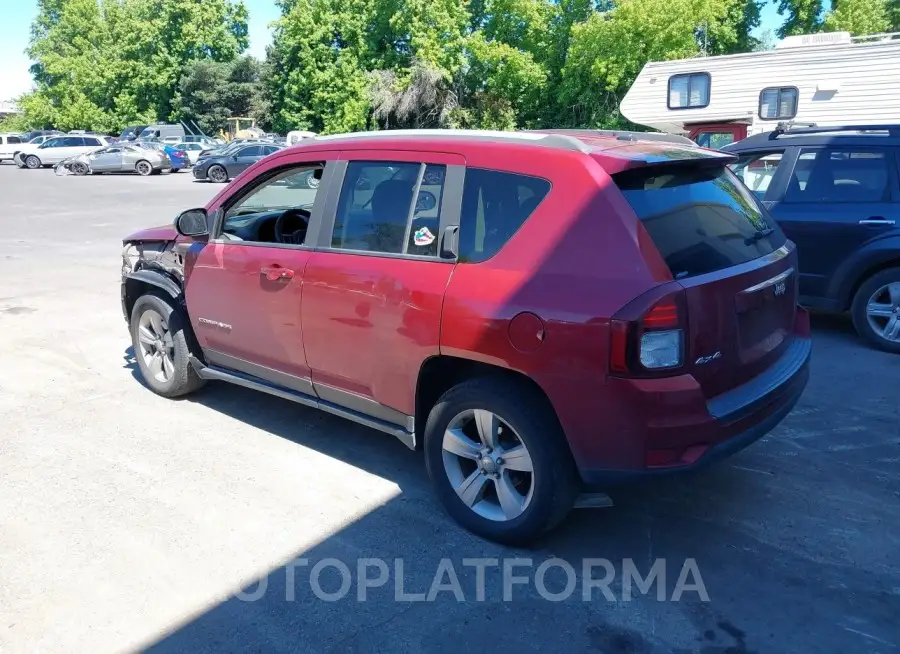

{"left": 128, "top": 346, "right": 898, "bottom": 654}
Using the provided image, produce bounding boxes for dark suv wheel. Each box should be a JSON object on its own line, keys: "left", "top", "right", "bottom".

{"left": 851, "top": 267, "right": 900, "bottom": 353}
{"left": 423, "top": 377, "right": 578, "bottom": 545}
{"left": 130, "top": 293, "right": 206, "bottom": 397}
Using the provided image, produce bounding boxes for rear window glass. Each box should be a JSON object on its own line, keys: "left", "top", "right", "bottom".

{"left": 613, "top": 164, "right": 786, "bottom": 279}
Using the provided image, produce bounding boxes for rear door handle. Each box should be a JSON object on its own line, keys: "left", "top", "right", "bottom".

{"left": 859, "top": 218, "right": 896, "bottom": 225}
{"left": 260, "top": 266, "right": 294, "bottom": 281}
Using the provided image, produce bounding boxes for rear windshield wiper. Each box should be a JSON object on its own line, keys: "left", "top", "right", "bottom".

{"left": 745, "top": 227, "right": 774, "bottom": 246}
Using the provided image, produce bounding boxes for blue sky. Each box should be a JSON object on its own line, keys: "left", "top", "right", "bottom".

{"left": 0, "top": 0, "right": 782, "bottom": 101}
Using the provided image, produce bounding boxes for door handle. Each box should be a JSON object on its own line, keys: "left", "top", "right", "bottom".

{"left": 859, "top": 218, "right": 896, "bottom": 225}
{"left": 260, "top": 266, "right": 294, "bottom": 281}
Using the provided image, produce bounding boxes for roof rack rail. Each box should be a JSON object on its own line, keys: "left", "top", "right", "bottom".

{"left": 534, "top": 128, "right": 695, "bottom": 146}
{"left": 770, "top": 122, "right": 900, "bottom": 138}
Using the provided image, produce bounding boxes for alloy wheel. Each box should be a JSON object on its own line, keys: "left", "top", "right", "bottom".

{"left": 208, "top": 166, "right": 227, "bottom": 183}
{"left": 137, "top": 309, "right": 176, "bottom": 383}
{"left": 136, "top": 161, "right": 152, "bottom": 176}
{"left": 441, "top": 409, "right": 535, "bottom": 522}
{"left": 866, "top": 282, "right": 900, "bottom": 342}
{"left": 25, "top": 155, "right": 40, "bottom": 169}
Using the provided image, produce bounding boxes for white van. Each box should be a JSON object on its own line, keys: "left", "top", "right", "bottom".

{"left": 0, "top": 134, "right": 25, "bottom": 162}
{"left": 138, "top": 124, "right": 186, "bottom": 141}
{"left": 14, "top": 134, "right": 109, "bottom": 168}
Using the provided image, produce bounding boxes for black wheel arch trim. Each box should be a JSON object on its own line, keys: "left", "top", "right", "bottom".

{"left": 829, "top": 236, "right": 900, "bottom": 309}
{"left": 125, "top": 268, "right": 183, "bottom": 300}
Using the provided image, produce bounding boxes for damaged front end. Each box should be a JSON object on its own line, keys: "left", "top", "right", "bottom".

{"left": 121, "top": 235, "right": 189, "bottom": 322}
{"left": 121, "top": 239, "right": 186, "bottom": 283}
{"left": 54, "top": 153, "right": 92, "bottom": 176}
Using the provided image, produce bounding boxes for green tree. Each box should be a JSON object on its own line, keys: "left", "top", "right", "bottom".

{"left": 22, "top": 0, "right": 249, "bottom": 131}
{"left": 559, "top": 0, "right": 736, "bottom": 127}
{"left": 823, "top": 0, "right": 891, "bottom": 34}
{"left": 171, "top": 56, "right": 262, "bottom": 135}
{"left": 776, "top": 0, "right": 823, "bottom": 37}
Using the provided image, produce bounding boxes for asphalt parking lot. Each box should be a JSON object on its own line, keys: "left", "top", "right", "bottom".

{"left": 0, "top": 163, "right": 897, "bottom": 654}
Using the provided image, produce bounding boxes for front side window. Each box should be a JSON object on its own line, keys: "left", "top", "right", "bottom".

{"left": 759, "top": 87, "right": 798, "bottom": 120}
{"left": 458, "top": 169, "right": 551, "bottom": 263}
{"left": 729, "top": 151, "right": 785, "bottom": 199}
{"left": 331, "top": 161, "right": 446, "bottom": 256}
{"left": 238, "top": 146, "right": 261, "bottom": 158}
{"left": 41, "top": 138, "right": 63, "bottom": 148}
{"left": 222, "top": 164, "right": 325, "bottom": 244}
{"left": 785, "top": 149, "right": 891, "bottom": 203}
{"left": 61, "top": 137, "right": 82, "bottom": 147}
{"left": 84, "top": 137, "right": 101, "bottom": 147}
{"left": 668, "top": 73, "right": 710, "bottom": 109}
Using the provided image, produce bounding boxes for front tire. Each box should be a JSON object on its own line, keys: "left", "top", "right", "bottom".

{"left": 207, "top": 164, "right": 228, "bottom": 183}
{"left": 851, "top": 267, "right": 900, "bottom": 353}
{"left": 130, "top": 293, "right": 205, "bottom": 398}
{"left": 24, "top": 155, "right": 41, "bottom": 169}
{"left": 423, "top": 377, "right": 578, "bottom": 546}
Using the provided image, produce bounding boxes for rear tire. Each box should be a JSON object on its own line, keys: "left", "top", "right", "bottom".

{"left": 130, "top": 293, "right": 206, "bottom": 398}
{"left": 135, "top": 160, "right": 153, "bottom": 176}
{"left": 423, "top": 377, "right": 578, "bottom": 546}
{"left": 24, "top": 155, "right": 41, "bottom": 169}
{"left": 851, "top": 267, "right": 900, "bottom": 354}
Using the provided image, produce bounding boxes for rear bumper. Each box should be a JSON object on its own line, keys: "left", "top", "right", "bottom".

{"left": 579, "top": 313, "right": 811, "bottom": 489}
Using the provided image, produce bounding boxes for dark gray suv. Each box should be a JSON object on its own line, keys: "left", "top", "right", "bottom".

{"left": 726, "top": 124, "right": 900, "bottom": 353}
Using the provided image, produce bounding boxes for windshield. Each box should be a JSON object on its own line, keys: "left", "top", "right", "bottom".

{"left": 613, "top": 162, "right": 786, "bottom": 279}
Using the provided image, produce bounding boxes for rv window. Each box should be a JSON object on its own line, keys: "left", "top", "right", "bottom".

{"left": 668, "top": 73, "right": 710, "bottom": 109}
{"left": 729, "top": 152, "right": 785, "bottom": 200}
{"left": 759, "top": 87, "right": 798, "bottom": 120}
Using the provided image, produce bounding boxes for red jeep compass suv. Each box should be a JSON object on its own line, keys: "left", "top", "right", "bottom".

{"left": 121, "top": 129, "right": 811, "bottom": 544}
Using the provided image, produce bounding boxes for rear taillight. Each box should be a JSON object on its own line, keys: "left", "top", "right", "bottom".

{"left": 609, "top": 289, "right": 687, "bottom": 376}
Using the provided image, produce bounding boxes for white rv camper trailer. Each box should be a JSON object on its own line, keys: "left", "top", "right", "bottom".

{"left": 620, "top": 32, "right": 900, "bottom": 148}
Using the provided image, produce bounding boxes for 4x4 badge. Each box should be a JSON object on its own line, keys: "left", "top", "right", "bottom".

{"left": 774, "top": 281, "right": 786, "bottom": 296}
{"left": 695, "top": 351, "right": 722, "bottom": 365}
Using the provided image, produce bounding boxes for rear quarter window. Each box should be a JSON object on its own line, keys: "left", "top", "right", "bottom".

{"left": 613, "top": 163, "right": 786, "bottom": 279}
{"left": 458, "top": 169, "right": 551, "bottom": 263}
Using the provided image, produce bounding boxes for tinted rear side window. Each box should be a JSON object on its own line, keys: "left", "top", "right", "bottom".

{"left": 613, "top": 164, "right": 786, "bottom": 279}
{"left": 459, "top": 169, "right": 550, "bottom": 263}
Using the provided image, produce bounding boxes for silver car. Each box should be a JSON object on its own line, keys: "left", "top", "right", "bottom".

{"left": 56, "top": 144, "right": 171, "bottom": 176}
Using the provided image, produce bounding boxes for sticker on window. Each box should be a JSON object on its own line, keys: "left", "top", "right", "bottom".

{"left": 414, "top": 227, "right": 435, "bottom": 246}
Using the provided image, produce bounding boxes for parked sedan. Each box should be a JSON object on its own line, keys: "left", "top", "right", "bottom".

{"left": 55, "top": 144, "right": 171, "bottom": 176}
{"left": 135, "top": 141, "right": 190, "bottom": 171}
{"left": 192, "top": 142, "right": 284, "bottom": 182}
{"left": 175, "top": 142, "right": 206, "bottom": 164}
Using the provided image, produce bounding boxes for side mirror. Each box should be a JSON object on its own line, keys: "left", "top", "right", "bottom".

{"left": 175, "top": 208, "right": 209, "bottom": 237}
